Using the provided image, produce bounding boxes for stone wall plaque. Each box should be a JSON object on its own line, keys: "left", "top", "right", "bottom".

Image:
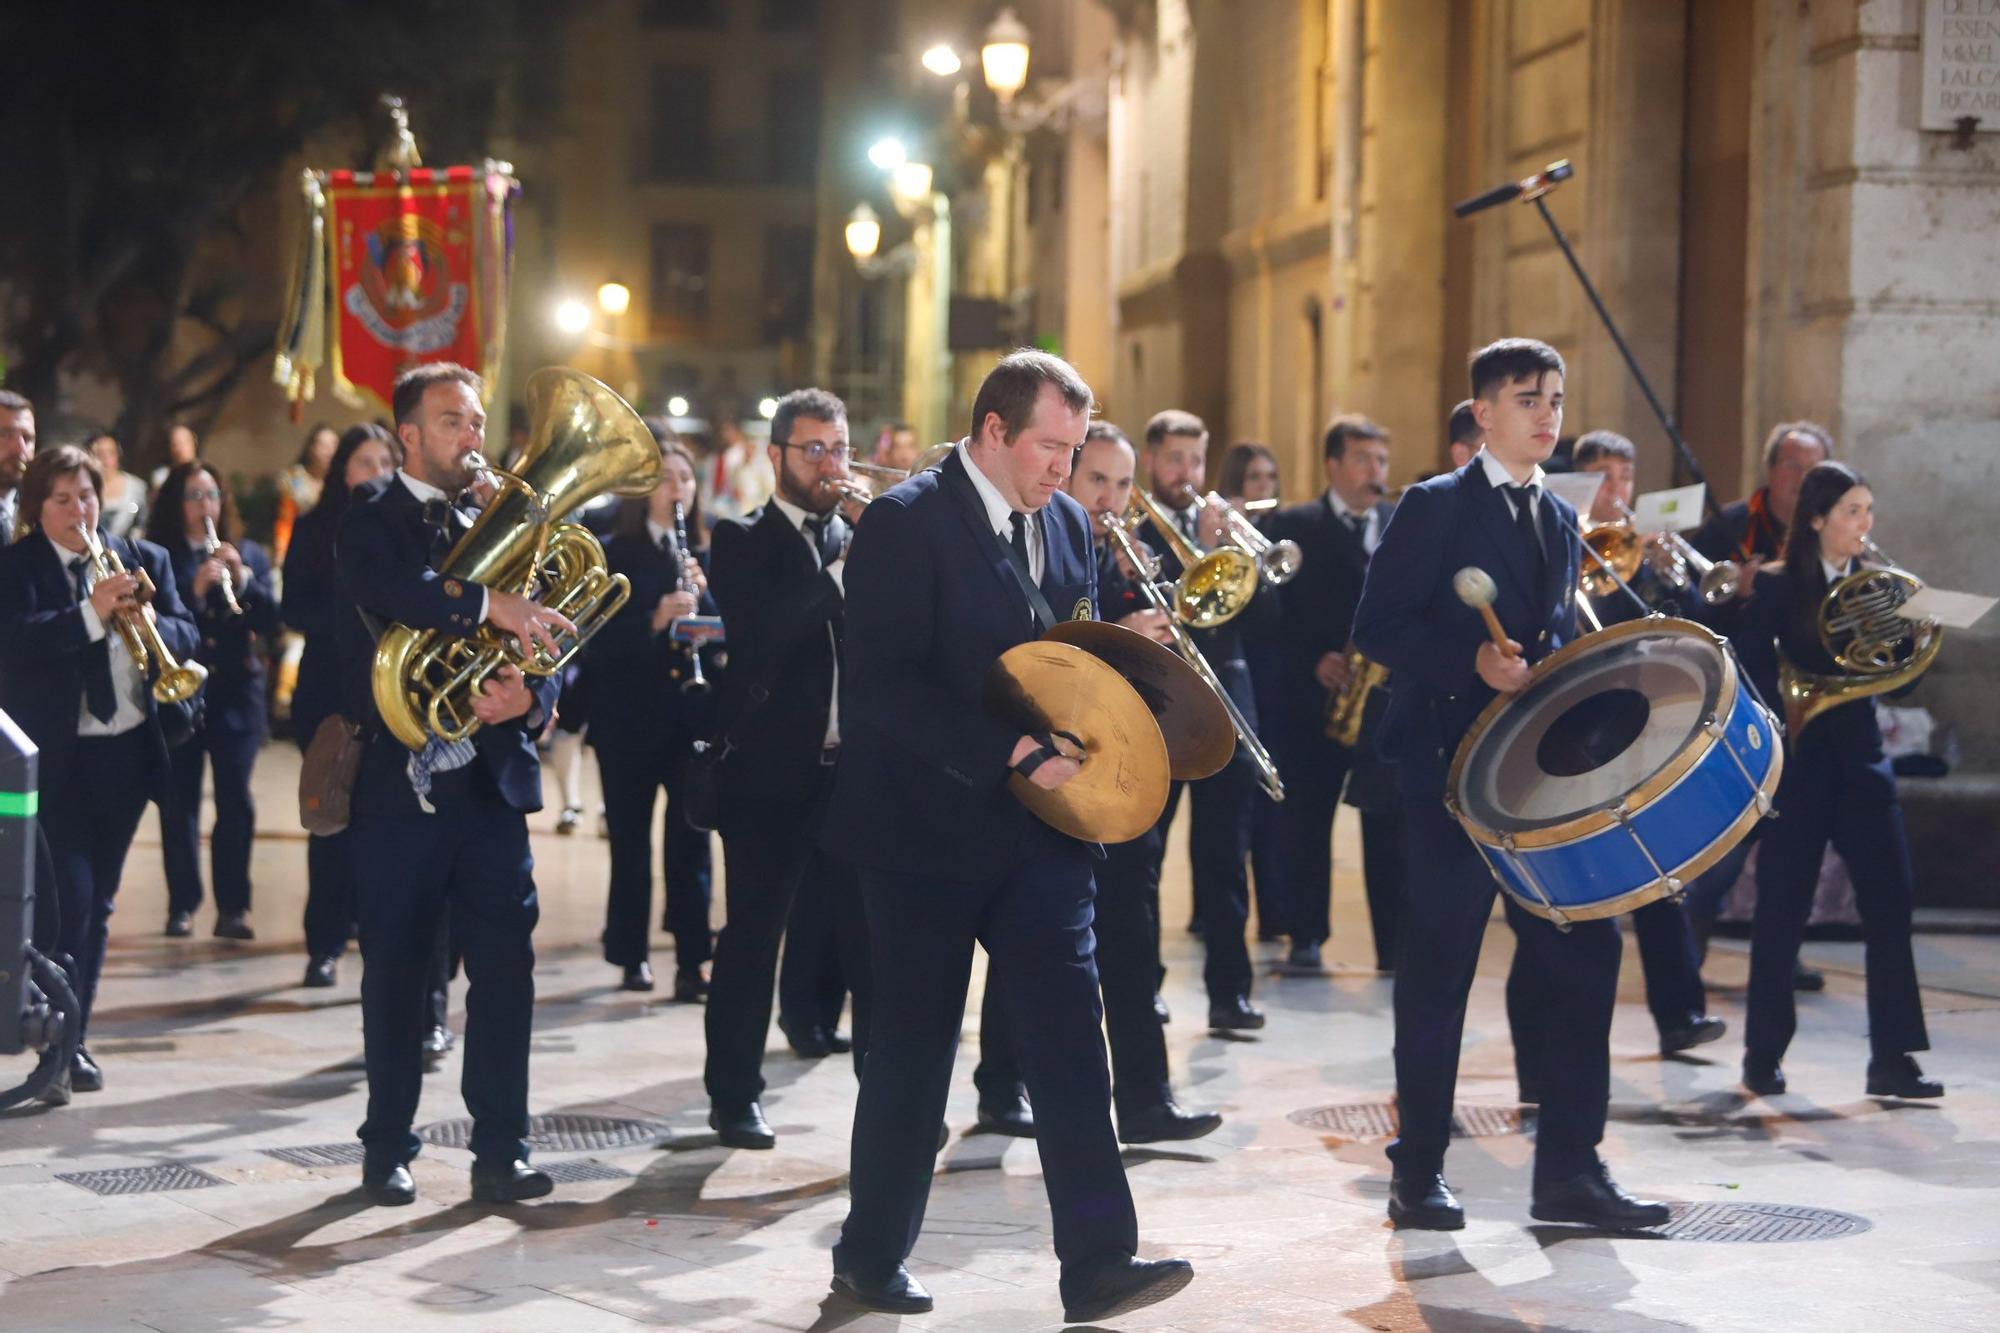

{"left": 1922, "top": 0, "right": 2000, "bottom": 132}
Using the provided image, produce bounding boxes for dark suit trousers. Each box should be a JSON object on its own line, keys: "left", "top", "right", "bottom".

{"left": 1391, "top": 798, "right": 1620, "bottom": 1184}
{"left": 351, "top": 775, "right": 539, "bottom": 1170}
{"left": 1358, "top": 808, "right": 1404, "bottom": 970}
{"left": 1281, "top": 735, "right": 1351, "bottom": 946}
{"left": 779, "top": 856, "right": 852, "bottom": 1031}
{"left": 44, "top": 727, "right": 156, "bottom": 1039}
{"left": 836, "top": 841, "right": 1137, "bottom": 1280}
{"left": 1163, "top": 754, "right": 1255, "bottom": 1001}
{"left": 161, "top": 723, "right": 261, "bottom": 916}
{"left": 1746, "top": 759, "right": 1927, "bottom": 1062}
{"left": 596, "top": 741, "right": 713, "bottom": 969}
{"left": 303, "top": 830, "right": 353, "bottom": 959}
{"left": 706, "top": 776, "right": 868, "bottom": 1106}
{"left": 1631, "top": 896, "right": 1707, "bottom": 1033}
{"left": 1095, "top": 826, "right": 1174, "bottom": 1118}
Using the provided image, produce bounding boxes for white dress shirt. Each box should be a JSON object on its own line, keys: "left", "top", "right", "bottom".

{"left": 1821, "top": 556, "right": 1854, "bottom": 584}
{"left": 1326, "top": 487, "right": 1382, "bottom": 556}
{"left": 768, "top": 492, "right": 843, "bottom": 746}
{"left": 1477, "top": 446, "right": 1548, "bottom": 540}
{"left": 52, "top": 534, "right": 149, "bottom": 737}
{"left": 958, "top": 442, "right": 1044, "bottom": 583}
{"left": 0, "top": 488, "right": 18, "bottom": 545}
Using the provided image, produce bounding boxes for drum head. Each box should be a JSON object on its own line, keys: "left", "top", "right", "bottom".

{"left": 985, "top": 639, "right": 1172, "bottom": 844}
{"left": 1043, "top": 620, "right": 1235, "bottom": 780}
{"left": 1453, "top": 620, "right": 1728, "bottom": 839}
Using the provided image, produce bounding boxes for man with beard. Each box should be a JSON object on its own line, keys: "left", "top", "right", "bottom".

{"left": 0, "top": 389, "right": 35, "bottom": 546}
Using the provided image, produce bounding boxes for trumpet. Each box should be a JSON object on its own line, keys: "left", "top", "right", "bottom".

{"left": 1099, "top": 511, "right": 1284, "bottom": 801}
{"left": 202, "top": 516, "right": 244, "bottom": 616}
{"left": 1323, "top": 649, "right": 1389, "bottom": 748}
{"left": 1180, "top": 486, "right": 1302, "bottom": 585}
{"left": 1644, "top": 522, "right": 1741, "bottom": 605}
{"left": 817, "top": 444, "right": 958, "bottom": 508}
{"left": 671, "top": 500, "right": 709, "bottom": 694}
{"left": 1128, "top": 488, "right": 1261, "bottom": 627}
{"left": 76, "top": 522, "right": 208, "bottom": 704}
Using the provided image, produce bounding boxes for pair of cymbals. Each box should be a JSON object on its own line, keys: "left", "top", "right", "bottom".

{"left": 984, "top": 620, "right": 1233, "bottom": 843}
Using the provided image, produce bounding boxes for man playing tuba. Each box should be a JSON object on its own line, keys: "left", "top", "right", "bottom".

{"left": 333, "top": 363, "right": 570, "bottom": 1207}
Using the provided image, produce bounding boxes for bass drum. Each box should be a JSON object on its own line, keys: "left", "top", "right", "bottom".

{"left": 1447, "top": 618, "right": 1783, "bottom": 924}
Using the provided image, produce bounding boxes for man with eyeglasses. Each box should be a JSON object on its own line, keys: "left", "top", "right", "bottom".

{"left": 700, "top": 387, "right": 872, "bottom": 1150}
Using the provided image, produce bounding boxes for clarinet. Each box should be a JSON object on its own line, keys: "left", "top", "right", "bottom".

{"left": 672, "top": 501, "right": 709, "bottom": 694}
{"left": 203, "top": 516, "right": 244, "bottom": 616}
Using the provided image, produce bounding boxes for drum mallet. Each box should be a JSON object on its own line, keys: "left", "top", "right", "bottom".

{"left": 1453, "top": 567, "right": 1519, "bottom": 658}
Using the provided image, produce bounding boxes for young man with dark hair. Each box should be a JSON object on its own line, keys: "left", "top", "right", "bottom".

{"left": 0, "top": 388, "right": 35, "bottom": 546}
{"left": 824, "top": 350, "right": 1192, "bottom": 1323}
{"left": 702, "top": 386, "right": 870, "bottom": 1151}
{"left": 1352, "top": 337, "right": 1668, "bottom": 1232}
{"left": 1137, "top": 408, "right": 1272, "bottom": 1032}
{"left": 1268, "top": 413, "right": 1400, "bottom": 974}
{"left": 335, "top": 362, "right": 567, "bottom": 1207}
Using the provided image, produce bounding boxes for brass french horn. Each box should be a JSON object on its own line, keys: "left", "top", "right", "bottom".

{"left": 1777, "top": 537, "right": 1942, "bottom": 737}
{"left": 372, "top": 368, "right": 664, "bottom": 750}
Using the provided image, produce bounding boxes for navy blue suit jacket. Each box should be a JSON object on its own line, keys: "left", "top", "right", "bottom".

{"left": 334, "top": 475, "right": 558, "bottom": 815}
{"left": 1351, "top": 460, "right": 1582, "bottom": 801}
{"left": 281, "top": 502, "right": 343, "bottom": 744}
{"left": 585, "top": 528, "right": 718, "bottom": 753}
{"left": 1735, "top": 564, "right": 1887, "bottom": 766}
{"left": 821, "top": 449, "right": 1099, "bottom": 880}
{"left": 0, "top": 530, "right": 199, "bottom": 796}
{"left": 1269, "top": 493, "right": 1395, "bottom": 738}
{"left": 167, "top": 536, "right": 278, "bottom": 737}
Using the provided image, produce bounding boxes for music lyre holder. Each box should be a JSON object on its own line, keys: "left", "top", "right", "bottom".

{"left": 1455, "top": 160, "right": 1717, "bottom": 519}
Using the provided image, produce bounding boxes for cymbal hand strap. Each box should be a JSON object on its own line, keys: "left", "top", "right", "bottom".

{"left": 1012, "top": 730, "right": 1086, "bottom": 779}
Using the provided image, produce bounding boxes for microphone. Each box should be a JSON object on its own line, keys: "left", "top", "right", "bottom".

{"left": 1453, "top": 159, "right": 1574, "bottom": 217}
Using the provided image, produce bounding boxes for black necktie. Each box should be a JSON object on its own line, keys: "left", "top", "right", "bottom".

{"left": 805, "top": 514, "right": 836, "bottom": 568}
{"left": 1510, "top": 484, "right": 1546, "bottom": 586}
{"left": 1344, "top": 510, "right": 1366, "bottom": 543}
{"left": 1010, "top": 511, "right": 1033, "bottom": 570}
{"left": 71, "top": 557, "right": 118, "bottom": 723}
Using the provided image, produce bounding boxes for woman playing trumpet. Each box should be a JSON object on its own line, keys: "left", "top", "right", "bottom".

{"left": 0, "top": 443, "right": 199, "bottom": 1103}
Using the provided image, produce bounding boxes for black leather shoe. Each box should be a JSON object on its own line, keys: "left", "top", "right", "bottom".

{"left": 1153, "top": 993, "right": 1171, "bottom": 1025}
{"left": 422, "top": 1025, "right": 455, "bottom": 1068}
{"left": 1866, "top": 1053, "right": 1944, "bottom": 1099}
{"left": 69, "top": 1048, "right": 104, "bottom": 1093}
{"left": 1208, "top": 995, "right": 1266, "bottom": 1031}
{"left": 471, "top": 1158, "right": 553, "bottom": 1203}
{"left": 213, "top": 913, "right": 255, "bottom": 941}
{"left": 830, "top": 1263, "right": 933, "bottom": 1314}
{"left": 37, "top": 1054, "right": 71, "bottom": 1107}
{"left": 1284, "top": 940, "right": 1324, "bottom": 973}
{"left": 1119, "top": 1098, "right": 1223, "bottom": 1145}
{"left": 1061, "top": 1256, "right": 1195, "bottom": 1324}
{"left": 164, "top": 911, "right": 193, "bottom": 938}
{"left": 1530, "top": 1163, "right": 1670, "bottom": 1229}
{"left": 1660, "top": 1014, "right": 1728, "bottom": 1055}
{"left": 1743, "top": 1052, "right": 1787, "bottom": 1096}
{"left": 1794, "top": 963, "right": 1826, "bottom": 992}
{"left": 673, "top": 966, "right": 708, "bottom": 1003}
{"left": 1387, "top": 1172, "right": 1464, "bottom": 1230}
{"left": 621, "top": 962, "right": 656, "bottom": 993}
{"left": 710, "top": 1101, "right": 776, "bottom": 1149}
{"left": 975, "top": 1093, "right": 1036, "bottom": 1137}
{"left": 363, "top": 1163, "right": 416, "bottom": 1207}
{"left": 823, "top": 1028, "right": 853, "bottom": 1054}
{"left": 778, "top": 1013, "right": 831, "bottom": 1058}
{"left": 303, "top": 955, "right": 338, "bottom": 989}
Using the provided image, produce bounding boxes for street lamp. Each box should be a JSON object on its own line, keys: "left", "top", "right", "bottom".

{"left": 667, "top": 395, "right": 690, "bottom": 417}
{"left": 981, "top": 7, "right": 1031, "bottom": 104}
{"left": 757, "top": 397, "right": 779, "bottom": 420}
{"left": 596, "top": 280, "right": 631, "bottom": 317}
{"left": 889, "top": 160, "right": 935, "bottom": 215}
{"left": 553, "top": 298, "right": 591, "bottom": 336}
{"left": 867, "top": 136, "right": 907, "bottom": 170}
{"left": 921, "top": 44, "right": 962, "bottom": 77}
{"left": 844, "top": 203, "right": 883, "bottom": 262}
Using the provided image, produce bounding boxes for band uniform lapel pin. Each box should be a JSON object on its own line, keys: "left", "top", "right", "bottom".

{"left": 1072, "top": 597, "right": 1093, "bottom": 622}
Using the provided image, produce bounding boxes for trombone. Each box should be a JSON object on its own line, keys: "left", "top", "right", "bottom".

{"left": 76, "top": 522, "right": 208, "bottom": 703}
{"left": 1179, "top": 485, "right": 1302, "bottom": 585}
{"left": 817, "top": 444, "right": 958, "bottom": 508}
{"left": 1098, "top": 511, "right": 1284, "bottom": 801}
{"left": 1128, "top": 487, "right": 1261, "bottom": 627}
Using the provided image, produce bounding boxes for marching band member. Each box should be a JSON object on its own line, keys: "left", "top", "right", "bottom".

{"left": 823, "top": 350, "right": 1192, "bottom": 1322}
{"left": 588, "top": 428, "right": 717, "bottom": 999}
{"left": 1733, "top": 461, "right": 1940, "bottom": 1101}
{"left": 0, "top": 441, "right": 198, "bottom": 1103}
{"left": 1060, "top": 421, "right": 1221, "bottom": 1143}
{"left": 1568, "top": 430, "right": 1725, "bottom": 1056}
{"left": 0, "top": 389, "right": 35, "bottom": 547}
{"left": 1219, "top": 441, "right": 1291, "bottom": 942}
{"left": 702, "top": 388, "right": 869, "bottom": 1151}
{"left": 1352, "top": 338, "right": 1668, "bottom": 1231}
{"left": 1138, "top": 409, "right": 1270, "bottom": 1033}
{"left": 148, "top": 461, "right": 278, "bottom": 942}
{"left": 334, "top": 363, "right": 564, "bottom": 1206}
{"left": 1446, "top": 399, "right": 1481, "bottom": 471}
{"left": 284, "top": 423, "right": 400, "bottom": 987}
{"left": 1269, "top": 414, "right": 1400, "bottom": 974}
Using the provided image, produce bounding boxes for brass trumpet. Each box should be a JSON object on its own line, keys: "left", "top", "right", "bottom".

{"left": 77, "top": 522, "right": 208, "bottom": 703}
{"left": 202, "top": 516, "right": 244, "bottom": 617}
{"left": 1180, "top": 486, "right": 1302, "bottom": 585}
{"left": 1128, "top": 488, "right": 1261, "bottom": 627}
{"left": 817, "top": 444, "right": 957, "bottom": 508}
{"left": 1323, "top": 649, "right": 1388, "bottom": 748}
{"left": 1099, "top": 511, "right": 1284, "bottom": 801}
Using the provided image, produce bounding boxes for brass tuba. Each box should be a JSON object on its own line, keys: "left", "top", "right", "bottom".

{"left": 372, "top": 368, "right": 664, "bottom": 750}
{"left": 1776, "top": 537, "right": 1942, "bottom": 737}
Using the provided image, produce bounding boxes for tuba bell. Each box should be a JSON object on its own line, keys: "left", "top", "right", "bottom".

{"left": 371, "top": 368, "right": 665, "bottom": 750}
{"left": 1776, "top": 537, "right": 1942, "bottom": 737}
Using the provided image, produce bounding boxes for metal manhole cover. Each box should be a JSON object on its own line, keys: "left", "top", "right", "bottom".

{"left": 538, "top": 1158, "right": 634, "bottom": 1185}
{"left": 1287, "top": 1102, "right": 1523, "bottom": 1138}
{"left": 1651, "top": 1202, "right": 1870, "bottom": 1243}
{"left": 56, "top": 1164, "right": 226, "bottom": 1196}
{"left": 418, "top": 1113, "right": 669, "bottom": 1151}
{"left": 262, "top": 1143, "right": 370, "bottom": 1168}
